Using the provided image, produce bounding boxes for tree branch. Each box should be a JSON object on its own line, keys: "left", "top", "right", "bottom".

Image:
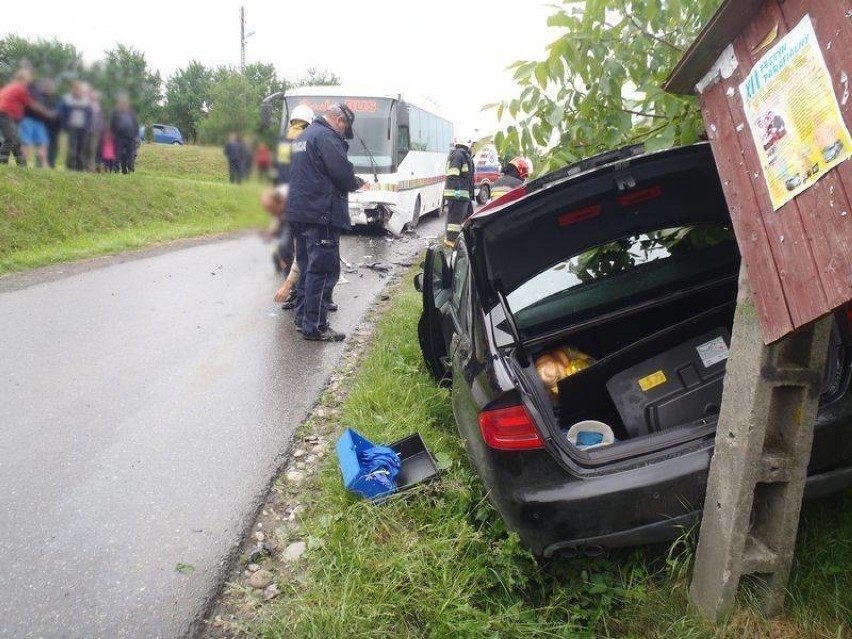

{"left": 621, "top": 108, "right": 667, "bottom": 120}
{"left": 628, "top": 17, "right": 683, "bottom": 53}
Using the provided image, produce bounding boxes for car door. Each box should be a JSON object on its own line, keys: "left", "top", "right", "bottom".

{"left": 151, "top": 125, "right": 165, "bottom": 143}
{"left": 416, "top": 246, "right": 453, "bottom": 382}
{"left": 446, "top": 241, "right": 480, "bottom": 419}
{"left": 447, "top": 240, "right": 473, "bottom": 378}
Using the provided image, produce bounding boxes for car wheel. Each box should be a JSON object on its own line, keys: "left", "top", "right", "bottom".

{"left": 172, "top": 141, "right": 182, "bottom": 146}
{"left": 477, "top": 183, "right": 490, "bottom": 204}
{"left": 407, "top": 196, "right": 421, "bottom": 230}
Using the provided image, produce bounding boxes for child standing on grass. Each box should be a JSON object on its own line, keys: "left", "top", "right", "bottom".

{"left": 19, "top": 78, "right": 52, "bottom": 168}
{"left": 0, "top": 67, "right": 55, "bottom": 166}
{"left": 100, "top": 128, "right": 117, "bottom": 173}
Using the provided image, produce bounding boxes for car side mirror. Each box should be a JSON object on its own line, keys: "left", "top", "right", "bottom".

{"left": 260, "top": 103, "right": 272, "bottom": 129}
{"left": 414, "top": 272, "right": 424, "bottom": 293}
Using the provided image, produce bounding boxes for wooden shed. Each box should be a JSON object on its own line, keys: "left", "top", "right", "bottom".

{"left": 666, "top": 0, "right": 852, "bottom": 343}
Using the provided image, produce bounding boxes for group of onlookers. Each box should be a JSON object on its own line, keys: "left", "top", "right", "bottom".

{"left": 224, "top": 132, "right": 272, "bottom": 184}
{"left": 0, "top": 65, "right": 139, "bottom": 174}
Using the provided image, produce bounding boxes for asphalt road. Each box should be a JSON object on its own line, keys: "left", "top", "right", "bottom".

{"left": 0, "top": 216, "right": 441, "bottom": 638}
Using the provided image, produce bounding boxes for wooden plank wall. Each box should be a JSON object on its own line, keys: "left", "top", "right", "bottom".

{"left": 698, "top": 0, "right": 852, "bottom": 343}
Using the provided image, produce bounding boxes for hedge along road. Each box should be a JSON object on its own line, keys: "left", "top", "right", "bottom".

{"left": 0, "top": 216, "right": 441, "bottom": 638}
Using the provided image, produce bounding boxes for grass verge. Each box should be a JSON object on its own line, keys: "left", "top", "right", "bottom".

{"left": 0, "top": 158, "right": 265, "bottom": 274}
{"left": 135, "top": 143, "right": 239, "bottom": 184}
{"left": 211, "top": 278, "right": 851, "bottom": 638}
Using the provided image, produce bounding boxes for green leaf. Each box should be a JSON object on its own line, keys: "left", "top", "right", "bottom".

{"left": 435, "top": 452, "right": 453, "bottom": 471}
{"left": 534, "top": 63, "right": 549, "bottom": 90}
{"left": 175, "top": 563, "right": 195, "bottom": 574}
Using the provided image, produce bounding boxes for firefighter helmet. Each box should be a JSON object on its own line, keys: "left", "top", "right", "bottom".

{"left": 290, "top": 104, "right": 315, "bottom": 125}
{"left": 508, "top": 157, "right": 533, "bottom": 180}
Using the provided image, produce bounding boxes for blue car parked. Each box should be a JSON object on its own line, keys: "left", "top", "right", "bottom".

{"left": 140, "top": 124, "right": 184, "bottom": 145}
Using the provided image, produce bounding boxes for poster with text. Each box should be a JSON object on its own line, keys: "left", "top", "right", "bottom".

{"left": 740, "top": 15, "right": 852, "bottom": 210}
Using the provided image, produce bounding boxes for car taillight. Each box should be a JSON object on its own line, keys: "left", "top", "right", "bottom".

{"left": 557, "top": 204, "right": 601, "bottom": 227}
{"left": 618, "top": 185, "right": 663, "bottom": 207}
{"left": 478, "top": 405, "right": 544, "bottom": 450}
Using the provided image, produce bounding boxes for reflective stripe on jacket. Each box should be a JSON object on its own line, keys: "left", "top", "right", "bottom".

{"left": 489, "top": 174, "right": 524, "bottom": 201}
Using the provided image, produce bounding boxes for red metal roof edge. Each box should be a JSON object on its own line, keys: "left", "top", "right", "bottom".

{"left": 664, "top": 0, "right": 765, "bottom": 95}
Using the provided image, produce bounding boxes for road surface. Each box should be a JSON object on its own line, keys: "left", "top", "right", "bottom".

{"left": 0, "top": 217, "right": 440, "bottom": 638}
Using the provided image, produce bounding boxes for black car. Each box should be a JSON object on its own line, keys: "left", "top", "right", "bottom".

{"left": 415, "top": 143, "right": 852, "bottom": 558}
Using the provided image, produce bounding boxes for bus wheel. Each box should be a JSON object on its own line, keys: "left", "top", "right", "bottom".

{"left": 407, "top": 196, "right": 421, "bottom": 230}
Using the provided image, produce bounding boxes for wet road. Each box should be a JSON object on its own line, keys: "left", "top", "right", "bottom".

{"left": 0, "top": 217, "right": 440, "bottom": 638}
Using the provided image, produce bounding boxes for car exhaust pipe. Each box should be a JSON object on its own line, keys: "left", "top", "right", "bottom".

{"left": 582, "top": 544, "right": 605, "bottom": 558}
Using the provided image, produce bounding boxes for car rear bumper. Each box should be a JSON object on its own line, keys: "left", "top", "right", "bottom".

{"left": 540, "top": 464, "right": 852, "bottom": 557}
{"left": 488, "top": 411, "right": 852, "bottom": 557}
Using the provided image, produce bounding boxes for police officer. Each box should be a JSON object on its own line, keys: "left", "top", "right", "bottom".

{"left": 442, "top": 138, "right": 475, "bottom": 248}
{"left": 489, "top": 156, "right": 532, "bottom": 201}
{"left": 288, "top": 104, "right": 364, "bottom": 342}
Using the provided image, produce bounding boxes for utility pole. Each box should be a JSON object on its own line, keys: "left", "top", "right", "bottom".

{"left": 240, "top": 5, "right": 247, "bottom": 77}
{"left": 239, "top": 5, "right": 254, "bottom": 132}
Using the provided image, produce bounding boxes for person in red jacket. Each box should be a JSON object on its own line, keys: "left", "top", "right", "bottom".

{"left": 0, "top": 67, "right": 55, "bottom": 166}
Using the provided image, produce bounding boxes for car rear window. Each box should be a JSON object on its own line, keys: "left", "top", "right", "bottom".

{"left": 507, "top": 225, "right": 739, "bottom": 330}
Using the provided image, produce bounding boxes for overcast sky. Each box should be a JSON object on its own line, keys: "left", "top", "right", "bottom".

{"left": 5, "top": 0, "right": 560, "bottom": 136}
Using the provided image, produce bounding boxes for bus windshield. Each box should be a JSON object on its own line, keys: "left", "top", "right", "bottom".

{"left": 284, "top": 96, "right": 393, "bottom": 171}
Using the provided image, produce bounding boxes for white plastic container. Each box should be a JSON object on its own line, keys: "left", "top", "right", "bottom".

{"left": 566, "top": 420, "right": 615, "bottom": 449}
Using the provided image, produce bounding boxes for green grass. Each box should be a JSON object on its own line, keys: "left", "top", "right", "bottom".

{"left": 135, "top": 143, "right": 238, "bottom": 184}
{"left": 254, "top": 284, "right": 852, "bottom": 639}
{"left": 0, "top": 145, "right": 265, "bottom": 273}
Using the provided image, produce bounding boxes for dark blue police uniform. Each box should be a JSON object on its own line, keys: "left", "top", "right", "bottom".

{"left": 287, "top": 116, "right": 362, "bottom": 337}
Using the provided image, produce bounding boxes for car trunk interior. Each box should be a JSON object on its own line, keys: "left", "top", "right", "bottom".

{"left": 510, "top": 281, "right": 847, "bottom": 462}
{"left": 526, "top": 285, "right": 738, "bottom": 445}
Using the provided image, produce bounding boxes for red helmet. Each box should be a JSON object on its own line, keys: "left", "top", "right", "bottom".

{"left": 508, "top": 157, "right": 532, "bottom": 180}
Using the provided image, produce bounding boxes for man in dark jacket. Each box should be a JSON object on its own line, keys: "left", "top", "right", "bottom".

{"left": 59, "top": 80, "right": 92, "bottom": 171}
{"left": 224, "top": 132, "right": 243, "bottom": 183}
{"left": 110, "top": 93, "right": 139, "bottom": 174}
{"left": 288, "top": 104, "right": 364, "bottom": 342}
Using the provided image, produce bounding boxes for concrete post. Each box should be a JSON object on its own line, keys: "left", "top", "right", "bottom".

{"left": 690, "top": 266, "right": 831, "bottom": 620}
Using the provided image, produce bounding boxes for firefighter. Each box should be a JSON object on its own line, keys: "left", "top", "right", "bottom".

{"left": 275, "top": 104, "right": 314, "bottom": 186}
{"left": 489, "top": 156, "right": 532, "bottom": 201}
{"left": 442, "top": 138, "right": 475, "bottom": 248}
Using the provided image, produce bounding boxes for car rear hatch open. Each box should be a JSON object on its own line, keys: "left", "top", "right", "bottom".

{"left": 467, "top": 143, "right": 730, "bottom": 318}
{"left": 466, "top": 144, "right": 749, "bottom": 467}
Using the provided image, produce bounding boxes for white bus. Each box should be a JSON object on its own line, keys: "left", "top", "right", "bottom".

{"left": 262, "top": 86, "right": 453, "bottom": 235}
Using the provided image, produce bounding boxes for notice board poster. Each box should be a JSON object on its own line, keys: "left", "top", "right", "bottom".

{"left": 740, "top": 15, "right": 852, "bottom": 210}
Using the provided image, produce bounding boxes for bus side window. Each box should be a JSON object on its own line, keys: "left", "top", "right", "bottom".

{"left": 397, "top": 125, "right": 410, "bottom": 166}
